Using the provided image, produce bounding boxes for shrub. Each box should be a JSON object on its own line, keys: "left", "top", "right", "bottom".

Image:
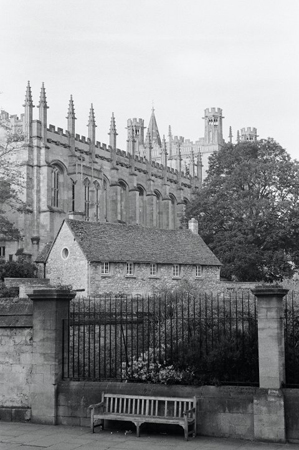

{"left": 0, "top": 260, "right": 37, "bottom": 281}
{"left": 122, "top": 348, "right": 194, "bottom": 385}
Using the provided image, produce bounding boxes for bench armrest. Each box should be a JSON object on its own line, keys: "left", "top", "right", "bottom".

{"left": 88, "top": 401, "right": 105, "bottom": 411}
{"left": 183, "top": 407, "right": 196, "bottom": 416}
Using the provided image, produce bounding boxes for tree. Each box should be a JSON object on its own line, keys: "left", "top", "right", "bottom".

{"left": 0, "top": 121, "right": 25, "bottom": 241}
{"left": 186, "top": 139, "right": 299, "bottom": 282}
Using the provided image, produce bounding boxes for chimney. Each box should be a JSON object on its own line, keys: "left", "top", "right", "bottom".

{"left": 188, "top": 218, "right": 198, "bottom": 234}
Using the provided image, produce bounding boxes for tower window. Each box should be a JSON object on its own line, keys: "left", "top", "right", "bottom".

{"left": 0, "top": 246, "right": 5, "bottom": 258}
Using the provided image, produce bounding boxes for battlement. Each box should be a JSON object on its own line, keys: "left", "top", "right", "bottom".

{"left": 127, "top": 118, "right": 144, "bottom": 127}
{"left": 240, "top": 127, "right": 257, "bottom": 134}
{"left": 173, "top": 136, "right": 184, "bottom": 143}
{"left": 204, "top": 107, "right": 223, "bottom": 116}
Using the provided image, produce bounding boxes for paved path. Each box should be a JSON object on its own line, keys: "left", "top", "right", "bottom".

{"left": 1, "top": 422, "right": 299, "bottom": 450}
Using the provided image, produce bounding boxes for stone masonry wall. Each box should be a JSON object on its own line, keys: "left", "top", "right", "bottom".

{"left": 0, "top": 298, "right": 33, "bottom": 420}
{"left": 90, "top": 263, "right": 220, "bottom": 296}
{"left": 46, "top": 223, "right": 88, "bottom": 293}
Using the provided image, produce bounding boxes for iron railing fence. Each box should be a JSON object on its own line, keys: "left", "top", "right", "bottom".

{"left": 284, "top": 291, "right": 299, "bottom": 387}
{"left": 62, "top": 291, "right": 259, "bottom": 386}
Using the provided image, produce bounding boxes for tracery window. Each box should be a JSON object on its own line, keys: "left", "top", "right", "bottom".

{"left": 138, "top": 186, "right": 146, "bottom": 226}
{"left": 103, "top": 178, "right": 108, "bottom": 222}
{"left": 119, "top": 181, "right": 128, "bottom": 222}
{"left": 154, "top": 190, "right": 162, "bottom": 229}
{"left": 71, "top": 179, "right": 76, "bottom": 212}
{"left": 51, "top": 166, "right": 60, "bottom": 207}
{"left": 169, "top": 194, "right": 176, "bottom": 230}
{"left": 84, "top": 179, "right": 90, "bottom": 221}
{"left": 94, "top": 181, "right": 100, "bottom": 221}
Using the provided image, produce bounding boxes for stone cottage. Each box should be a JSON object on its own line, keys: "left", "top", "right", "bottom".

{"left": 37, "top": 218, "right": 221, "bottom": 295}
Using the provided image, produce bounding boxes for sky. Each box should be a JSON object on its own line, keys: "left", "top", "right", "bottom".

{"left": 1, "top": 0, "right": 299, "bottom": 159}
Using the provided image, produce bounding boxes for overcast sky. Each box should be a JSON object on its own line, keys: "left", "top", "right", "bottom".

{"left": 1, "top": 0, "right": 298, "bottom": 158}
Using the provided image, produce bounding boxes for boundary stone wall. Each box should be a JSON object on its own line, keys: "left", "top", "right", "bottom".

{"left": 0, "top": 298, "right": 33, "bottom": 421}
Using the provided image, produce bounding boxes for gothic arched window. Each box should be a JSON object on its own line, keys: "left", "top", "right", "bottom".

{"left": 94, "top": 181, "right": 100, "bottom": 221}
{"left": 154, "top": 190, "right": 162, "bottom": 229}
{"left": 84, "top": 178, "right": 90, "bottom": 221}
{"left": 51, "top": 166, "right": 61, "bottom": 208}
{"left": 119, "top": 181, "right": 128, "bottom": 223}
{"left": 169, "top": 194, "right": 177, "bottom": 230}
{"left": 138, "top": 185, "right": 146, "bottom": 226}
{"left": 71, "top": 179, "right": 76, "bottom": 212}
{"left": 103, "top": 178, "right": 108, "bottom": 222}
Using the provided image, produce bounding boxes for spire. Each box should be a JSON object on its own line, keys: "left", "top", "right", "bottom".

{"left": 23, "top": 81, "right": 34, "bottom": 107}
{"left": 190, "top": 150, "right": 195, "bottom": 177}
{"left": 147, "top": 108, "right": 162, "bottom": 147}
{"left": 88, "top": 103, "right": 96, "bottom": 143}
{"left": 161, "top": 134, "right": 168, "bottom": 168}
{"left": 88, "top": 103, "right": 96, "bottom": 126}
{"left": 145, "top": 128, "right": 152, "bottom": 157}
{"left": 229, "top": 126, "right": 233, "bottom": 144}
{"left": 168, "top": 125, "right": 172, "bottom": 159}
{"left": 38, "top": 82, "right": 48, "bottom": 144}
{"left": 197, "top": 152, "right": 203, "bottom": 188}
{"left": 23, "top": 81, "right": 34, "bottom": 139}
{"left": 177, "top": 142, "right": 182, "bottom": 174}
{"left": 67, "top": 95, "right": 76, "bottom": 137}
{"left": 38, "top": 82, "right": 48, "bottom": 107}
{"left": 109, "top": 112, "right": 118, "bottom": 148}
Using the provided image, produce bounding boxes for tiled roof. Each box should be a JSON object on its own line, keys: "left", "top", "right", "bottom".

{"left": 35, "top": 242, "right": 53, "bottom": 263}
{"left": 65, "top": 220, "right": 221, "bottom": 266}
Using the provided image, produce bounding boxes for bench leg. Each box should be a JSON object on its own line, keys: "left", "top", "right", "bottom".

{"left": 91, "top": 411, "right": 94, "bottom": 433}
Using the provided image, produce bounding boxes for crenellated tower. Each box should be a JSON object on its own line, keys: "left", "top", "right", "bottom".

{"left": 203, "top": 107, "right": 224, "bottom": 146}
{"left": 239, "top": 127, "right": 258, "bottom": 142}
{"left": 126, "top": 118, "right": 145, "bottom": 156}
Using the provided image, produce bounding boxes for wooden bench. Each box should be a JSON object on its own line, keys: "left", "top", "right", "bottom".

{"left": 89, "top": 393, "right": 197, "bottom": 440}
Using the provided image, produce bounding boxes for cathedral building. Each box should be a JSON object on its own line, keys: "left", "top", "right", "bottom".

{"left": 0, "top": 82, "right": 257, "bottom": 263}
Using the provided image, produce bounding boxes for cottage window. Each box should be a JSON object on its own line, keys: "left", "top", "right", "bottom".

{"left": 61, "top": 247, "right": 69, "bottom": 260}
{"left": 101, "top": 262, "right": 110, "bottom": 274}
{"left": 150, "top": 263, "right": 157, "bottom": 276}
{"left": 196, "top": 265, "right": 203, "bottom": 277}
{"left": 126, "top": 262, "right": 134, "bottom": 276}
{"left": 172, "top": 264, "right": 180, "bottom": 277}
{"left": 0, "top": 246, "right": 5, "bottom": 258}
